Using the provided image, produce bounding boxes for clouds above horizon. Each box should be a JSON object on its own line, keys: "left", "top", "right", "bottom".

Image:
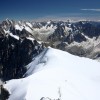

{"left": 81, "top": 9, "right": 100, "bottom": 12}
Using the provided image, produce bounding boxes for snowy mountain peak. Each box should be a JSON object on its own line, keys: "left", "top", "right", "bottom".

{"left": 0, "top": 19, "right": 100, "bottom": 100}
{"left": 2, "top": 48, "right": 100, "bottom": 100}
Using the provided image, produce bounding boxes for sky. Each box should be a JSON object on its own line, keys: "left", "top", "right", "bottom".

{"left": 0, "top": 0, "right": 100, "bottom": 21}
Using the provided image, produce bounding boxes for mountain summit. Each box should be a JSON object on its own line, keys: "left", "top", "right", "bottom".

{"left": 3, "top": 48, "right": 100, "bottom": 100}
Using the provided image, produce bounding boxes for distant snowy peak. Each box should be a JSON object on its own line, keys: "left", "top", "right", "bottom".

{"left": 1, "top": 19, "right": 100, "bottom": 44}
{"left": 14, "top": 24, "right": 23, "bottom": 31}
{"left": 47, "top": 20, "right": 52, "bottom": 24}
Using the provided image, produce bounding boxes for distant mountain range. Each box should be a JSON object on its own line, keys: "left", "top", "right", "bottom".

{"left": 0, "top": 19, "right": 100, "bottom": 80}
{"left": 0, "top": 19, "right": 100, "bottom": 62}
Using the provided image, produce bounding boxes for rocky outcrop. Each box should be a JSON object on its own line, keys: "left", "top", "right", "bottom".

{"left": 0, "top": 85, "right": 9, "bottom": 100}
{"left": 0, "top": 21, "right": 44, "bottom": 81}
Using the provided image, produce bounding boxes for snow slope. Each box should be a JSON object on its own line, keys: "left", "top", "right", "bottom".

{"left": 4, "top": 48, "right": 100, "bottom": 100}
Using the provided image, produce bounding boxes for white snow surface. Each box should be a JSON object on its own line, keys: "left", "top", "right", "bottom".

{"left": 4, "top": 48, "right": 100, "bottom": 100}
{"left": 26, "top": 37, "right": 35, "bottom": 41}
{"left": 26, "top": 22, "right": 33, "bottom": 28}
{"left": 9, "top": 33, "right": 19, "bottom": 40}
{"left": 15, "top": 24, "right": 23, "bottom": 31}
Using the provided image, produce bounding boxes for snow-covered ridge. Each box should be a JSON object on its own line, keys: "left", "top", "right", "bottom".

{"left": 3, "top": 48, "right": 100, "bottom": 100}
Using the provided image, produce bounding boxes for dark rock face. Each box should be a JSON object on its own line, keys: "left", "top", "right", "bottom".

{"left": 72, "top": 21, "right": 100, "bottom": 38}
{"left": 0, "top": 85, "right": 10, "bottom": 100}
{"left": 81, "top": 23, "right": 100, "bottom": 38}
{"left": 0, "top": 23, "right": 44, "bottom": 81}
{"left": 48, "top": 24, "right": 65, "bottom": 42}
{"left": 64, "top": 33, "right": 87, "bottom": 44}
{"left": 73, "top": 33, "right": 87, "bottom": 43}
